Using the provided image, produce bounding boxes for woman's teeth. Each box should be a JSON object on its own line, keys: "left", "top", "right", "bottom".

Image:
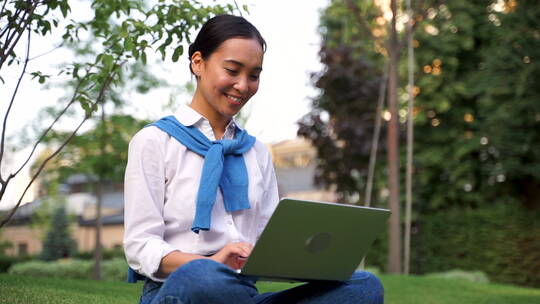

{"left": 226, "top": 94, "right": 242, "bottom": 103}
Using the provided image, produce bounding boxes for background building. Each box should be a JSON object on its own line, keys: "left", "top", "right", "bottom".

{"left": 1, "top": 139, "right": 334, "bottom": 256}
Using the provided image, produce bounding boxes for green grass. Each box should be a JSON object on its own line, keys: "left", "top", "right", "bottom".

{"left": 1, "top": 273, "right": 539, "bottom": 304}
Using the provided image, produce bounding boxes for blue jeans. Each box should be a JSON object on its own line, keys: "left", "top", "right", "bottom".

{"left": 139, "top": 259, "right": 384, "bottom": 304}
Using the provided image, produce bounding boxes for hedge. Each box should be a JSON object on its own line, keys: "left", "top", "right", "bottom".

{"left": 8, "top": 258, "right": 128, "bottom": 281}
{"left": 0, "top": 255, "right": 34, "bottom": 273}
{"left": 366, "top": 203, "right": 540, "bottom": 288}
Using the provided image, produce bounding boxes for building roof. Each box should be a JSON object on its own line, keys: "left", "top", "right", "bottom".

{"left": 5, "top": 191, "right": 124, "bottom": 226}
{"left": 78, "top": 212, "right": 124, "bottom": 226}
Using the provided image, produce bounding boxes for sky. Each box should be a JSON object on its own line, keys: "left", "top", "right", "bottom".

{"left": 0, "top": 0, "right": 330, "bottom": 209}
{"left": 129, "top": 0, "right": 330, "bottom": 143}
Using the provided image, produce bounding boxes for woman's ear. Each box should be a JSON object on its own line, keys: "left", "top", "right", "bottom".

{"left": 191, "top": 51, "right": 203, "bottom": 78}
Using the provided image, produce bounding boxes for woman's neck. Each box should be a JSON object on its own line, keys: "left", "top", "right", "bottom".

{"left": 189, "top": 95, "right": 229, "bottom": 140}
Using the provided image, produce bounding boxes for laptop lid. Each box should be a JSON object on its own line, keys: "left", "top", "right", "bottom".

{"left": 239, "top": 198, "right": 390, "bottom": 282}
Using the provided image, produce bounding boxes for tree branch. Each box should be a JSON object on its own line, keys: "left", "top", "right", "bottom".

{"left": 0, "top": 1, "right": 37, "bottom": 69}
{"left": 0, "top": 111, "right": 90, "bottom": 229}
{"left": 0, "top": 27, "right": 31, "bottom": 182}
{"left": 12, "top": 76, "right": 85, "bottom": 177}
{"left": 232, "top": 0, "right": 242, "bottom": 16}
{"left": 365, "top": 62, "right": 389, "bottom": 207}
{"left": 0, "top": 4, "right": 23, "bottom": 40}
{"left": 0, "top": 65, "right": 119, "bottom": 229}
{"left": 0, "top": 0, "right": 7, "bottom": 15}
{"left": 28, "top": 42, "right": 64, "bottom": 61}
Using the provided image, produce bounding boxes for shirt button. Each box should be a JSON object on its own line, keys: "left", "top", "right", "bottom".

{"left": 226, "top": 219, "right": 233, "bottom": 225}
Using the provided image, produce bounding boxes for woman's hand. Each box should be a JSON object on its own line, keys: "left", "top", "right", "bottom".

{"left": 210, "top": 242, "right": 253, "bottom": 270}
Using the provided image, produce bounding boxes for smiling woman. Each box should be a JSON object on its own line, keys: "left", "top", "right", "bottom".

{"left": 188, "top": 14, "right": 266, "bottom": 139}
{"left": 190, "top": 37, "right": 264, "bottom": 139}
{"left": 123, "top": 14, "right": 383, "bottom": 304}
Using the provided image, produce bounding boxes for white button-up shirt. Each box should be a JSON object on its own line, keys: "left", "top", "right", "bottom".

{"left": 123, "top": 104, "right": 279, "bottom": 282}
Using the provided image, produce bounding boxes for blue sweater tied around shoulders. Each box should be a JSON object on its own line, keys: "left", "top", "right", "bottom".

{"left": 127, "top": 115, "right": 256, "bottom": 282}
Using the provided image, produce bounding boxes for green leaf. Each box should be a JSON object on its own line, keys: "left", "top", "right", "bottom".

{"left": 101, "top": 54, "right": 114, "bottom": 69}
{"left": 172, "top": 46, "right": 183, "bottom": 62}
{"left": 59, "top": 2, "right": 70, "bottom": 18}
{"left": 141, "top": 51, "right": 147, "bottom": 65}
{"left": 123, "top": 38, "right": 134, "bottom": 51}
{"left": 158, "top": 45, "right": 166, "bottom": 60}
{"left": 163, "top": 35, "right": 173, "bottom": 47}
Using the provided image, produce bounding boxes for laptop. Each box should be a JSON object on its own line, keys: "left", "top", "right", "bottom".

{"left": 238, "top": 198, "right": 390, "bottom": 282}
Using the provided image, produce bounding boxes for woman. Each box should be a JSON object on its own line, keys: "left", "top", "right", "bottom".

{"left": 124, "top": 14, "right": 383, "bottom": 304}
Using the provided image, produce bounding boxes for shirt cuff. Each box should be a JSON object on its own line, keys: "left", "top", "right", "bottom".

{"left": 130, "top": 240, "right": 178, "bottom": 282}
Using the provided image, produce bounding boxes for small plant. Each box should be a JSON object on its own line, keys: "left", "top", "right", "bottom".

{"left": 40, "top": 207, "right": 77, "bottom": 261}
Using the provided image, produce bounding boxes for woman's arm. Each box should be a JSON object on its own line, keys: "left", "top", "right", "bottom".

{"left": 156, "top": 242, "right": 253, "bottom": 276}
{"left": 155, "top": 251, "right": 207, "bottom": 277}
{"left": 124, "top": 128, "right": 177, "bottom": 280}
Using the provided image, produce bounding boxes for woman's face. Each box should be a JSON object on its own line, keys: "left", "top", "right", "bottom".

{"left": 191, "top": 38, "right": 264, "bottom": 121}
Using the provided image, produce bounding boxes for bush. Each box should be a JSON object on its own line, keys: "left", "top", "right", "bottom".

{"left": 102, "top": 258, "right": 130, "bottom": 281}
{"left": 413, "top": 204, "right": 540, "bottom": 288}
{"left": 73, "top": 247, "right": 125, "bottom": 260}
{"left": 8, "top": 258, "right": 129, "bottom": 281}
{"left": 365, "top": 204, "right": 540, "bottom": 288}
{"left": 0, "top": 255, "right": 33, "bottom": 273}
{"left": 425, "top": 269, "right": 490, "bottom": 283}
{"left": 73, "top": 248, "right": 125, "bottom": 260}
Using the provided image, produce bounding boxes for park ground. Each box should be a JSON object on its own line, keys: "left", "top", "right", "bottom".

{"left": 1, "top": 273, "right": 540, "bottom": 304}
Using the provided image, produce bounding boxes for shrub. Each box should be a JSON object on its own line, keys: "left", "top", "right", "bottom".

{"left": 102, "top": 258, "right": 130, "bottom": 281}
{"left": 366, "top": 204, "right": 540, "bottom": 288}
{"left": 73, "top": 247, "right": 125, "bottom": 260}
{"left": 0, "top": 255, "right": 33, "bottom": 273}
{"left": 8, "top": 258, "right": 129, "bottom": 281}
{"left": 413, "top": 204, "right": 540, "bottom": 287}
{"left": 426, "top": 269, "right": 490, "bottom": 283}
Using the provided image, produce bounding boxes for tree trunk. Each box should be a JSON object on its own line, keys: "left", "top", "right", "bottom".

{"left": 93, "top": 179, "right": 103, "bottom": 280}
{"left": 404, "top": 0, "right": 415, "bottom": 275}
{"left": 93, "top": 103, "right": 106, "bottom": 280}
{"left": 387, "top": 0, "right": 402, "bottom": 274}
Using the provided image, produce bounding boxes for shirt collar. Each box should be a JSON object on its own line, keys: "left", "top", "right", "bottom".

{"left": 174, "top": 104, "right": 204, "bottom": 127}
{"left": 174, "top": 103, "right": 242, "bottom": 139}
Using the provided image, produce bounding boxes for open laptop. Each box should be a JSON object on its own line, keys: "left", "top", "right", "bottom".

{"left": 238, "top": 198, "right": 390, "bottom": 282}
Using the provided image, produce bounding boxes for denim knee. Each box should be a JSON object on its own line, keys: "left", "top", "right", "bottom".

{"left": 170, "top": 259, "right": 229, "bottom": 283}
{"left": 167, "top": 259, "right": 235, "bottom": 296}
{"left": 346, "top": 271, "right": 384, "bottom": 304}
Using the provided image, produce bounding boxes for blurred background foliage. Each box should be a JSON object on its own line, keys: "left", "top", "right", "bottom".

{"left": 299, "top": 0, "right": 540, "bottom": 287}
{"left": 1, "top": 0, "right": 538, "bottom": 290}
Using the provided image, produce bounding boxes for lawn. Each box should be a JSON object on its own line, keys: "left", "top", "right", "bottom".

{"left": 1, "top": 273, "right": 539, "bottom": 304}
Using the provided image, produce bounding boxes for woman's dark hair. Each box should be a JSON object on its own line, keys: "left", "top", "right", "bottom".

{"left": 188, "top": 14, "right": 266, "bottom": 74}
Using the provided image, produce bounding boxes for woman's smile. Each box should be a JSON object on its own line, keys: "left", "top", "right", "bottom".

{"left": 224, "top": 92, "right": 243, "bottom": 105}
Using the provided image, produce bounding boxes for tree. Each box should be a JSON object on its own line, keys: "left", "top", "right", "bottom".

{"left": 0, "top": 0, "right": 239, "bottom": 229}
{"left": 301, "top": 0, "right": 540, "bottom": 274}
{"left": 39, "top": 114, "right": 153, "bottom": 279}
{"left": 39, "top": 206, "right": 76, "bottom": 261}
{"left": 412, "top": 0, "right": 540, "bottom": 212}
{"left": 298, "top": 0, "right": 429, "bottom": 273}
{"left": 40, "top": 114, "right": 150, "bottom": 186}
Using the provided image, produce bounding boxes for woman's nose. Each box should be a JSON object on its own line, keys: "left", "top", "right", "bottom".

{"left": 233, "top": 76, "right": 248, "bottom": 94}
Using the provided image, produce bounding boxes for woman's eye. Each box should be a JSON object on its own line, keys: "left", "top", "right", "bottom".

{"left": 250, "top": 74, "right": 260, "bottom": 81}
{"left": 225, "top": 68, "right": 238, "bottom": 75}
